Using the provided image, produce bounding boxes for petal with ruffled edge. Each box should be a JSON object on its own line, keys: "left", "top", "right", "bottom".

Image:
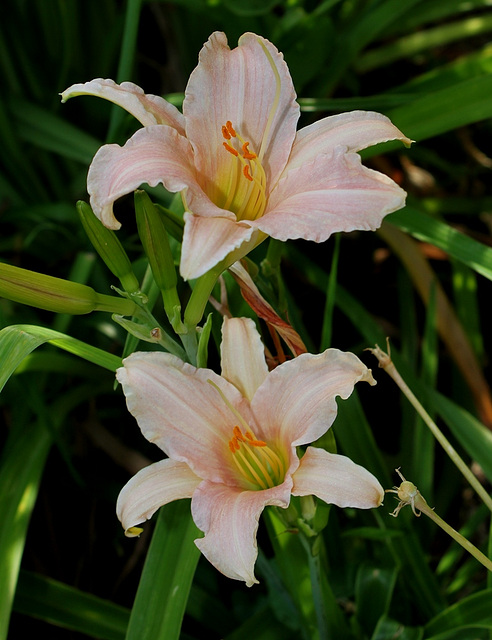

{"left": 291, "top": 447, "right": 384, "bottom": 508}
{"left": 183, "top": 32, "right": 299, "bottom": 200}
{"left": 285, "top": 110, "right": 411, "bottom": 172}
{"left": 253, "top": 149, "right": 406, "bottom": 242}
{"left": 251, "top": 348, "right": 375, "bottom": 447}
{"left": 116, "top": 352, "right": 258, "bottom": 484}
{"left": 180, "top": 212, "right": 258, "bottom": 280}
{"left": 87, "top": 125, "right": 210, "bottom": 229}
{"left": 221, "top": 317, "right": 268, "bottom": 401}
{"left": 61, "top": 78, "right": 186, "bottom": 134}
{"left": 191, "top": 478, "right": 292, "bottom": 586}
{"left": 116, "top": 458, "right": 201, "bottom": 535}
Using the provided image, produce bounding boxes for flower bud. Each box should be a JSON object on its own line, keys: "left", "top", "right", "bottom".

{"left": 134, "top": 190, "right": 177, "bottom": 292}
{"left": 77, "top": 201, "right": 140, "bottom": 294}
{"left": 0, "top": 262, "right": 98, "bottom": 314}
{"left": 0, "top": 262, "right": 137, "bottom": 316}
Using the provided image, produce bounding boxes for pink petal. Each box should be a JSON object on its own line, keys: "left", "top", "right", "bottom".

{"left": 180, "top": 212, "right": 258, "bottom": 280}
{"left": 116, "top": 352, "right": 259, "bottom": 484}
{"left": 87, "top": 125, "right": 204, "bottom": 229}
{"left": 251, "top": 349, "right": 375, "bottom": 447}
{"left": 183, "top": 31, "right": 299, "bottom": 199}
{"left": 291, "top": 447, "right": 384, "bottom": 508}
{"left": 255, "top": 149, "right": 406, "bottom": 242}
{"left": 61, "top": 78, "right": 186, "bottom": 134}
{"left": 221, "top": 316, "right": 268, "bottom": 401}
{"left": 191, "top": 479, "right": 292, "bottom": 586}
{"left": 116, "top": 459, "right": 201, "bottom": 535}
{"left": 286, "top": 111, "right": 411, "bottom": 172}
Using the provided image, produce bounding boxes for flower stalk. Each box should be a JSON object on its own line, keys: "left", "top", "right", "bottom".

{"left": 368, "top": 342, "right": 492, "bottom": 514}
{"left": 388, "top": 470, "right": 492, "bottom": 573}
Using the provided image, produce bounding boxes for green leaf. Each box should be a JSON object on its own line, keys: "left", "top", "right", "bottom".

{"left": 223, "top": 604, "right": 297, "bottom": 640}
{"left": 0, "top": 396, "right": 52, "bottom": 640}
{"left": 386, "top": 208, "right": 492, "bottom": 282}
{"left": 222, "top": 0, "right": 281, "bottom": 15}
{"left": 0, "top": 325, "right": 121, "bottom": 393}
{"left": 356, "top": 13, "right": 492, "bottom": 73}
{"left": 355, "top": 562, "right": 398, "bottom": 636}
{"left": 14, "top": 570, "right": 129, "bottom": 640}
{"left": 124, "top": 501, "right": 200, "bottom": 640}
{"left": 375, "top": 75, "right": 492, "bottom": 151}
{"left": 371, "top": 615, "right": 424, "bottom": 640}
{"left": 0, "top": 382, "right": 103, "bottom": 640}
{"left": 9, "top": 97, "right": 101, "bottom": 164}
{"left": 425, "top": 588, "right": 492, "bottom": 637}
{"left": 425, "top": 391, "right": 492, "bottom": 485}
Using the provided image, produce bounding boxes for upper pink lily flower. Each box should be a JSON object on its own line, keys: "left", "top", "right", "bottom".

{"left": 115, "top": 317, "right": 384, "bottom": 586}
{"left": 62, "top": 31, "right": 410, "bottom": 280}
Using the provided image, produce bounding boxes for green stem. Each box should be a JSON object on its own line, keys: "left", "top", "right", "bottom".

{"left": 94, "top": 292, "right": 138, "bottom": 316}
{"left": 298, "top": 532, "right": 351, "bottom": 640}
{"left": 420, "top": 500, "right": 492, "bottom": 573}
{"left": 369, "top": 344, "right": 492, "bottom": 514}
{"left": 301, "top": 537, "right": 330, "bottom": 640}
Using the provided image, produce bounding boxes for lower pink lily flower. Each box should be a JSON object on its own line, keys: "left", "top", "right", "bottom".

{"left": 116, "top": 317, "right": 384, "bottom": 586}
{"left": 62, "top": 32, "right": 410, "bottom": 281}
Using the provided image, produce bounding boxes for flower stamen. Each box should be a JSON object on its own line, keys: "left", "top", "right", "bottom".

{"left": 220, "top": 121, "right": 267, "bottom": 220}
{"left": 207, "top": 379, "right": 287, "bottom": 490}
{"left": 243, "top": 165, "right": 253, "bottom": 182}
{"left": 223, "top": 141, "right": 239, "bottom": 157}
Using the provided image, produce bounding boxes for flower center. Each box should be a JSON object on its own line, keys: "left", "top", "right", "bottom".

{"left": 228, "top": 424, "right": 285, "bottom": 490}
{"left": 208, "top": 379, "right": 287, "bottom": 491}
{"left": 220, "top": 120, "right": 267, "bottom": 222}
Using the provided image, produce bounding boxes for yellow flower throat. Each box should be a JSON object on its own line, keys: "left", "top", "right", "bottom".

{"left": 228, "top": 424, "right": 285, "bottom": 490}
{"left": 220, "top": 120, "right": 267, "bottom": 222}
{"left": 208, "top": 379, "right": 287, "bottom": 491}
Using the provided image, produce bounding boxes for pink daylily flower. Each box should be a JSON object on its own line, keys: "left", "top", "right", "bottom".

{"left": 116, "top": 317, "right": 384, "bottom": 586}
{"left": 62, "top": 32, "right": 410, "bottom": 281}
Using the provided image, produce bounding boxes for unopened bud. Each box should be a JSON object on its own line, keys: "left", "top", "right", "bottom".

{"left": 0, "top": 262, "right": 137, "bottom": 316}
{"left": 77, "top": 201, "right": 140, "bottom": 294}
{"left": 134, "top": 190, "right": 178, "bottom": 292}
{"left": 0, "top": 262, "right": 98, "bottom": 314}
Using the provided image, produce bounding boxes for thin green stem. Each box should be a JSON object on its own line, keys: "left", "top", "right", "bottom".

{"left": 302, "top": 538, "right": 330, "bottom": 640}
{"left": 94, "top": 292, "right": 138, "bottom": 316}
{"left": 369, "top": 344, "right": 492, "bottom": 514}
{"left": 390, "top": 474, "right": 492, "bottom": 573}
{"left": 422, "top": 502, "right": 492, "bottom": 573}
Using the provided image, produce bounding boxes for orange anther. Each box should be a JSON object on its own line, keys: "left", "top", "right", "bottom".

{"left": 242, "top": 142, "right": 256, "bottom": 160}
{"left": 222, "top": 125, "right": 231, "bottom": 140}
{"left": 233, "top": 426, "right": 244, "bottom": 440}
{"left": 223, "top": 142, "right": 239, "bottom": 157}
{"left": 243, "top": 165, "right": 253, "bottom": 182}
{"left": 226, "top": 121, "right": 236, "bottom": 137}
